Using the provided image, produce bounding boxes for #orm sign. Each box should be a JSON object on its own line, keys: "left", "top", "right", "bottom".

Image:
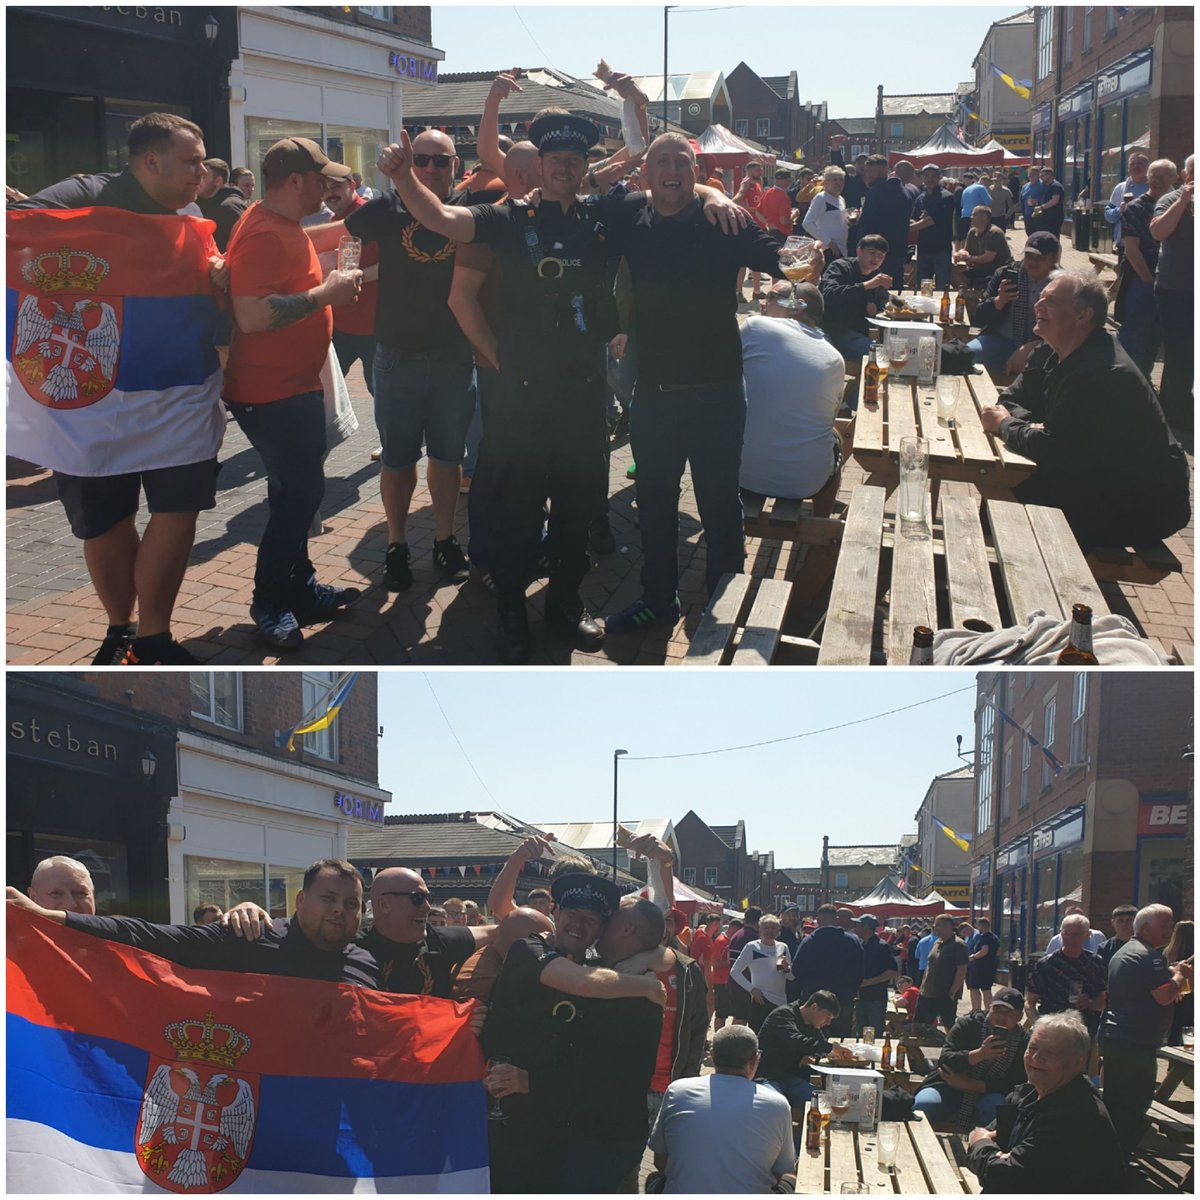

{"left": 333, "top": 792, "right": 385, "bottom": 823}
{"left": 389, "top": 51, "right": 437, "bottom": 85}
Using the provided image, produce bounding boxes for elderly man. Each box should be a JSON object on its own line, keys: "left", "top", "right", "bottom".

{"left": 755, "top": 989, "right": 853, "bottom": 1118}
{"left": 980, "top": 269, "right": 1189, "bottom": 550}
{"left": 739, "top": 282, "right": 845, "bottom": 514}
{"left": 953, "top": 205, "right": 1012, "bottom": 291}
{"left": 803, "top": 165, "right": 850, "bottom": 259}
{"left": 792, "top": 903, "right": 865, "bottom": 1037}
{"left": 855, "top": 154, "right": 913, "bottom": 292}
{"left": 1104, "top": 152, "right": 1150, "bottom": 255}
{"left": 915, "top": 987, "right": 1029, "bottom": 1131}
{"left": 968, "top": 230, "right": 1059, "bottom": 377}
{"left": 1044, "top": 904, "right": 1106, "bottom": 955}
{"left": 1025, "top": 914, "right": 1107, "bottom": 1042}
{"left": 1149, "top": 152, "right": 1194, "bottom": 429}
{"left": 910, "top": 163, "right": 956, "bottom": 288}
{"left": 1100, "top": 903, "right": 1194, "bottom": 1156}
{"left": 730, "top": 913, "right": 792, "bottom": 1033}
{"left": 648, "top": 1025, "right": 797, "bottom": 1194}
{"left": 917, "top": 914, "right": 969, "bottom": 1031}
{"left": 27, "top": 855, "right": 96, "bottom": 914}
{"left": 967, "top": 1011, "right": 1123, "bottom": 1192}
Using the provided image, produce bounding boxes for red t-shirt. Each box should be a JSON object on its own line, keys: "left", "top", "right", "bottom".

{"left": 650, "top": 965, "right": 680, "bottom": 1093}
{"left": 899, "top": 986, "right": 920, "bottom": 1019}
{"left": 332, "top": 193, "right": 379, "bottom": 337}
{"left": 739, "top": 178, "right": 766, "bottom": 226}
{"left": 709, "top": 933, "right": 731, "bottom": 985}
{"left": 690, "top": 928, "right": 713, "bottom": 968}
{"left": 224, "top": 202, "right": 332, "bottom": 406}
{"left": 758, "top": 184, "right": 794, "bottom": 236}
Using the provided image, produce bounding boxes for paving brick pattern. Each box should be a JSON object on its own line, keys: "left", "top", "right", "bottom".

{"left": 6, "top": 225, "right": 1193, "bottom": 666}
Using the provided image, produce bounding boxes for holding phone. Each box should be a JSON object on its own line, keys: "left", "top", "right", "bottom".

{"left": 1000, "top": 265, "right": 1020, "bottom": 288}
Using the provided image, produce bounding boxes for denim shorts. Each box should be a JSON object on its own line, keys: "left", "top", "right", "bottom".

{"left": 372, "top": 344, "right": 475, "bottom": 470}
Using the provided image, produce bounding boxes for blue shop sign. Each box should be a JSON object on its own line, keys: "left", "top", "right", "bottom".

{"left": 1057, "top": 85, "right": 1093, "bottom": 121}
{"left": 1031, "top": 103, "right": 1052, "bottom": 134}
{"left": 1096, "top": 49, "right": 1153, "bottom": 105}
{"left": 971, "top": 857, "right": 991, "bottom": 886}
{"left": 995, "top": 837, "right": 1030, "bottom": 874}
{"left": 1031, "top": 803, "right": 1086, "bottom": 860}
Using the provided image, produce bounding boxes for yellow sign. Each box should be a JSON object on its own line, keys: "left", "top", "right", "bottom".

{"left": 992, "top": 132, "right": 1032, "bottom": 153}
{"left": 936, "top": 885, "right": 971, "bottom": 903}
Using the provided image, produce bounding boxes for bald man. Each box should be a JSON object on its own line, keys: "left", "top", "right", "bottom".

{"left": 28, "top": 855, "right": 96, "bottom": 915}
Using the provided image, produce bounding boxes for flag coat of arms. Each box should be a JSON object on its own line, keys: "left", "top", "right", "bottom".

{"left": 6, "top": 207, "right": 226, "bottom": 476}
{"left": 6, "top": 908, "right": 490, "bottom": 1193}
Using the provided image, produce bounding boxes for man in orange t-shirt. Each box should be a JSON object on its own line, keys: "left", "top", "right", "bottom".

{"left": 224, "top": 136, "right": 363, "bottom": 650}
{"left": 758, "top": 168, "right": 796, "bottom": 238}
{"left": 735, "top": 161, "right": 768, "bottom": 299}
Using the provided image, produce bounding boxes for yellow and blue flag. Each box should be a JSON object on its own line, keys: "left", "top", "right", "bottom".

{"left": 992, "top": 64, "right": 1032, "bottom": 100}
{"left": 284, "top": 672, "right": 359, "bottom": 751}
{"left": 931, "top": 817, "right": 972, "bottom": 853}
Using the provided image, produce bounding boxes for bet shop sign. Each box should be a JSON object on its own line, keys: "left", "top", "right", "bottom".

{"left": 1137, "top": 798, "right": 1190, "bottom": 837}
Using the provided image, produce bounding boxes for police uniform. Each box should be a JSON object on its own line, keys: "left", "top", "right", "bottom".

{"left": 465, "top": 116, "right": 621, "bottom": 662}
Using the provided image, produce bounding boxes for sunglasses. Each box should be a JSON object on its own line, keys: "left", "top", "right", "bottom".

{"left": 377, "top": 890, "right": 433, "bottom": 906}
{"left": 413, "top": 153, "right": 453, "bottom": 169}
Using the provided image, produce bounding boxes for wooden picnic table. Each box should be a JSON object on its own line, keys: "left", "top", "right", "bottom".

{"left": 816, "top": 481, "right": 1110, "bottom": 665}
{"left": 1156, "top": 1045, "right": 1195, "bottom": 1103}
{"left": 794, "top": 1120, "right": 980, "bottom": 1194}
{"left": 852, "top": 364, "right": 1036, "bottom": 496}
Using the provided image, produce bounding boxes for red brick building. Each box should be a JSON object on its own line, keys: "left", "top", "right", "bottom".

{"left": 725, "top": 62, "right": 826, "bottom": 162}
{"left": 969, "top": 671, "right": 1191, "bottom": 970}
{"left": 674, "top": 811, "right": 775, "bottom": 911}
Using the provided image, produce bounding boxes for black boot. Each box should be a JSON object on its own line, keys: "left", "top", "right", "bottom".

{"left": 545, "top": 589, "right": 605, "bottom": 651}
{"left": 496, "top": 595, "right": 531, "bottom": 665}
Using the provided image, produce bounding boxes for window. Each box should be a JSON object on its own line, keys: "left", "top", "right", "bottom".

{"left": 1037, "top": 7, "right": 1055, "bottom": 81}
{"left": 1069, "top": 674, "right": 1087, "bottom": 765}
{"left": 359, "top": 5, "right": 393, "bottom": 19}
{"left": 734, "top": 118, "right": 748, "bottom": 136}
{"left": 977, "top": 703, "right": 995, "bottom": 833}
{"left": 778, "top": 895, "right": 791, "bottom": 907}
{"left": 835, "top": 872, "right": 848, "bottom": 888}
{"left": 190, "top": 672, "right": 242, "bottom": 731}
{"left": 1000, "top": 742, "right": 1014, "bottom": 821}
{"left": 1064, "top": 7, "right": 1074, "bottom": 63}
{"left": 1105, "top": 6, "right": 1118, "bottom": 36}
{"left": 1019, "top": 721, "right": 1032, "bottom": 808}
{"left": 300, "top": 672, "right": 340, "bottom": 761}
{"left": 1082, "top": 6, "right": 1093, "bottom": 53}
{"left": 704, "top": 866, "right": 719, "bottom": 886}
{"left": 757, "top": 117, "right": 771, "bottom": 138}
{"left": 683, "top": 867, "right": 696, "bottom": 885}
{"left": 1041, "top": 695, "right": 1057, "bottom": 792}
{"left": 245, "top": 117, "right": 390, "bottom": 198}
{"left": 890, "top": 122, "right": 904, "bottom": 138}
{"left": 185, "top": 859, "right": 306, "bottom": 921}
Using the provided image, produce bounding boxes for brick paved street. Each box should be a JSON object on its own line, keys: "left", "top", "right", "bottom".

{"left": 6, "top": 225, "right": 1193, "bottom": 666}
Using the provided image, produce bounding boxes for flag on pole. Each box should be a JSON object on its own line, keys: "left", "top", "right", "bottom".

{"left": 996, "top": 706, "right": 1065, "bottom": 774}
{"left": 6, "top": 907, "right": 489, "bottom": 1192}
{"left": 283, "top": 672, "right": 359, "bottom": 752}
{"left": 931, "top": 817, "right": 972, "bottom": 853}
{"left": 7, "top": 208, "right": 225, "bottom": 476}
{"left": 991, "top": 64, "right": 1032, "bottom": 100}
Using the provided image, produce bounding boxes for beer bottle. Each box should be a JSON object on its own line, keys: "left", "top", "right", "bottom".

{"left": 909, "top": 626, "right": 934, "bottom": 665}
{"left": 939, "top": 286, "right": 951, "bottom": 323}
{"left": 1057, "top": 604, "right": 1099, "bottom": 665}
{"left": 806, "top": 1102, "right": 823, "bottom": 1152}
{"left": 895, "top": 1040, "right": 907, "bottom": 1071}
{"left": 954, "top": 293, "right": 966, "bottom": 323}
{"left": 864, "top": 345, "right": 880, "bottom": 405}
{"left": 881, "top": 1030, "right": 893, "bottom": 1071}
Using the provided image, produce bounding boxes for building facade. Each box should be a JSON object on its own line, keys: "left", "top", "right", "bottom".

{"left": 725, "top": 63, "right": 826, "bottom": 162}
{"left": 1029, "top": 5, "right": 1193, "bottom": 226}
{"left": 913, "top": 766, "right": 975, "bottom": 905}
{"left": 972, "top": 9, "right": 1035, "bottom": 153}
{"left": 969, "top": 671, "right": 1191, "bottom": 975}
{"left": 630, "top": 71, "right": 733, "bottom": 137}
{"left": 674, "top": 812, "right": 774, "bottom": 911}
{"left": 820, "top": 842, "right": 904, "bottom": 905}
{"left": 771, "top": 867, "right": 823, "bottom": 913}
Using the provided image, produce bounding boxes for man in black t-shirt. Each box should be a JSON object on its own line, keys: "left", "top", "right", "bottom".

{"left": 910, "top": 164, "right": 956, "bottom": 289}
{"left": 197, "top": 156, "right": 249, "bottom": 252}
{"left": 855, "top": 914, "right": 899, "bottom": 1038}
{"left": 1115, "top": 157, "right": 1175, "bottom": 378}
{"left": 917, "top": 914, "right": 969, "bottom": 1030}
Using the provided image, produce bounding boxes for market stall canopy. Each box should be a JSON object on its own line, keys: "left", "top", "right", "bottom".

{"left": 889, "top": 123, "right": 1005, "bottom": 170}
{"left": 980, "top": 138, "right": 1031, "bottom": 167}
{"left": 839, "top": 875, "right": 966, "bottom": 920}
{"left": 695, "top": 123, "right": 774, "bottom": 167}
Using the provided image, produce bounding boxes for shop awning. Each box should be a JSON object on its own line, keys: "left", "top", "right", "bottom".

{"left": 694, "top": 124, "right": 774, "bottom": 167}
{"left": 980, "top": 139, "right": 1030, "bottom": 168}
{"left": 636, "top": 875, "right": 724, "bottom": 915}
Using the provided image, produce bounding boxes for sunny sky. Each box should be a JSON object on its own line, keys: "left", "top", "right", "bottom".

{"left": 377, "top": 671, "right": 981, "bottom": 869}
{"left": 426, "top": 3, "right": 1025, "bottom": 119}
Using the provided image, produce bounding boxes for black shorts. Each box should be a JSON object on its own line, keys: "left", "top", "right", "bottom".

{"left": 56, "top": 458, "right": 219, "bottom": 541}
{"left": 729, "top": 983, "right": 752, "bottom": 1020}
{"left": 713, "top": 982, "right": 734, "bottom": 1020}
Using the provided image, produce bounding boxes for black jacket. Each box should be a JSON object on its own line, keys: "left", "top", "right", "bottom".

{"left": 920, "top": 1010, "right": 1029, "bottom": 1096}
{"left": 756, "top": 1000, "right": 832, "bottom": 1080}
{"left": 967, "top": 1075, "right": 1124, "bottom": 1193}
{"left": 973, "top": 264, "right": 1034, "bottom": 342}
{"left": 996, "top": 327, "right": 1190, "bottom": 548}
{"left": 666, "top": 949, "right": 710, "bottom": 1083}
{"left": 199, "top": 184, "right": 249, "bottom": 252}
{"left": 819, "top": 256, "right": 890, "bottom": 339}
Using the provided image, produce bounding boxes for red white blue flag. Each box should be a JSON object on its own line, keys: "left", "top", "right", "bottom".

{"left": 6, "top": 208, "right": 226, "bottom": 476}
{"left": 6, "top": 907, "right": 490, "bottom": 1192}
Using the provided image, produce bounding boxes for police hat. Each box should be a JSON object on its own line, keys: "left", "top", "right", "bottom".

{"left": 550, "top": 872, "right": 619, "bottom": 917}
{"left": 529, "top": 113, "right": 601, "bottom": 157}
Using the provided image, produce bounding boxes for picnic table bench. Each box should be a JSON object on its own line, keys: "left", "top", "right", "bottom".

{"left": 816, "top": 482, "right": 1111, "bottom": 665}
{"left": 683, "top": 573, "right": 819, "bottom": 666}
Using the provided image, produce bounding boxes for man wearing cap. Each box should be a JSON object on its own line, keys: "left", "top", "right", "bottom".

{"left": 855, "top": 914, "right": 899, "bottom": 1039}
{"left": 913, "top": 988, "right": 1029, "bottom": 1131}
{"left": 966, "top": 231, "right": 1059, "bottom": 377}
{"left": 223, "top": 137, "right": 363, "bottom": 650}
{"left": 910, "top": 164, "right": 956, "bottom": 289}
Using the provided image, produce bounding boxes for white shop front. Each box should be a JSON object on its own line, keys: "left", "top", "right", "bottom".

{"left": 229, "top": 7, "right": 443, "bottom": 196}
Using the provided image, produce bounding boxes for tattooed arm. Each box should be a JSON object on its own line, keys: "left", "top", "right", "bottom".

{"left": 231, "top": 266, "right": 362, "bottom": 334}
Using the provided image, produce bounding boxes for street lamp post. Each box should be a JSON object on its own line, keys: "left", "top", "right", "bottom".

{"left": 662, "top": 6, "right": 674, "bottom": 132}
{"left": 613, "top": 749, "right": 628, "bottom": 880}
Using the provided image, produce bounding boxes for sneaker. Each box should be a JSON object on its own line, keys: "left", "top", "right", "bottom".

{"left": 496, "top": 597, "right": 531, "bottom": 665}
{"left": 626, "top": 461, "right": 637, "bottom": 479}
{"left": 370, "top": 446, "right": 383, "bottom": 461}
{"left": 604, "top": 595, "right": 681, "bottom": 635}
{"left": 588, "top": 516, "right": 616, "bottom": 556}
{"left": 121, "top": 634, "right": 199, "bottom": 665}
{"left": 545, "top": 594, "right": 605, "bottom": 651}
{"left": 608, "top": 408, "right": 630, "bottom": 443}
{"left": 92, "top": 626, "right": 136, "bottom": 666}
{"left": 460, "top": 473, "right": 473, "bottom": 495}
{"left": 249, "top": 603, "right": 304, "bottom": 651}
{"left": 433, "top": 534, "right": 470, "bottom": 584}
{"left": 293, "top": 575, "right": 361, "bottom": 624}
{"left": 385, "top": 542, "right": 413, "bottom": 591}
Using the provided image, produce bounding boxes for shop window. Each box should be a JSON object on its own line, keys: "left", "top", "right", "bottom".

{"left": 246, "top": 116, "right": 322, "bottom": 182}
{"left": 1098, "top": 103, "right": 1125, "bottom": 216}
{"left": 1001, "top": 743, "right": 1013, "bottom": 821}
{"left": 734, "top": 119, "right": 748, "bottom": 136}
{"left": 1040, "top": 695, "right": 1057, "bottom": 793}
{"left": 300, "top": 672, "right": 340, "bottom": 761}
{"left": 325, "top": 123, "right": 390, "bottom": 193}
{"left": 1058, "top": 846, "right": 1083, "bottom": 923}
{"left": 1019, "top": 722, "right": 1032, "bottom": 808}
{"left": 1064, "top": 7, "right": 1074, "bottom": 63}
{"left": 977, "top": 703, "right": 995, "bottom": 833}
{"left": 1069, "top": 674, "right": 1087, "bottom": 765}
{"left": 704, "top": 866, "right": 719, "bottom": 886}
{"left": 683, "top": 867, "right": 696, "bottom": 885}
{"left": 835, "top": 872, "right": 848, "bottom": 888}
{"left": 186, "top": 856, "right": 268, "bottom": 918}
{"left": 34, "top": 833, "right": 128, "bottom": 916}
{"left": 778, "top": 895, "right": 791, "bottom": 907}
{"left": 1034, "top": 856, "right": 1056, "bottom": 951}
{"left": 268, "top": 863, "right": 306, "bottom": 919}
{"left": 1138, "top": 839, "right": 1185, "bottom": 917}
{"left": 190, "top": 672, "right": 242, "bottom": 731}
{"left": 757, "top": 118, "right": 771, "bottom": 138}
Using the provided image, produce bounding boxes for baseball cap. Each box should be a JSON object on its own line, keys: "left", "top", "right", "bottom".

{"left": 1022, "top": 231, "right": 1061, "bottom": 257}
{"left": 550, "top": 872, "right": 619, "bottom": 917}
{"left": 781, "top": 903, "right": 801, "bottom": 915}
{"left": 855, "top": 914, "right": 880, "bottom": 930}
{"left": 990, "top": 986, "right": 1025, "bottom": 1011}
{"left": 262, "top": 137, "right": 353, "bottom": 180}
{"left": 921, "top": 163, "right": 942, "bottom": 175}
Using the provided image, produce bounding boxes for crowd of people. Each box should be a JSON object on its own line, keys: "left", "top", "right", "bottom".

{"left": 8, "top": 83, "right": 1192, "bottom": 665}
{"left": 9, "top": 848, "right": 1193, "bottom": 1194}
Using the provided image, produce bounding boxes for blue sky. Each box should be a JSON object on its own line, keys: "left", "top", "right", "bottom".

{"left": 377, "top": 672, "right": 980, "bottom": 868}
{"left": 428, "top": 4, "right": 1024, "bottom": 119}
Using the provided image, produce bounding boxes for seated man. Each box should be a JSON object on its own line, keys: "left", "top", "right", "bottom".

{"left": 967, "top": 231, "right": 1059, "bottom": 377}
{"left": 755, "top": 988, "right": 853, "bottom": 1115}
{"left": 980, "top": 269, "right": 1190, "bottom": 550}
{"left": 953, "top": 205, "right": 1012, "bottom": 291}
{"left": 913, "top": 987, "right": 1029, "bottom": 1132}
{"left": 739, "top": 282, "right": 846, "bottom": 513}
{"left": 819, "top": 234, "right": 892, "bottom": 403}
{"left": 967, "top": 1011, "right": 1124, "bottom": 1194}
{"left": 647, "top": 1025, "right": 797, "bottom": 1194}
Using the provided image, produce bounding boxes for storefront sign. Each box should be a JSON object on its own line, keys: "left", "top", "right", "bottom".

{"left": 1096, "top": 50, "right": 1153, "bottom": 105}
{"left": 25, "top": 6, "right": 196, "bottom": 41}
{"left": 993, "top": 131, "right": 1031, "bottom": 153}
{"left": 971, "top": 857, "right": 992, "bottom": 886}
{"left": 1031, "top": 804, "right": 1085, "bottom": 860}
{"left": 9, "top": 716, "right": 117, "bottom": 761}
{"left": 1057, "top": 86, "right": 1093, "bottom": 121}
{"left": 333, "top": 791, "right": 385, "bottom": 823}
{"left": 1137, "top": 795, "right": 1190, "bottom": 837}
{"left": 389, "top": 51, "right": 438, "bottom": 86}
{"left": 1031, "top": 103, "right": 1052, "bottom": 134}
{"left": 937, "top": 884, "right": 971, "bottom": 903}
{"left": 995, "top": 837, "right": 1029, "bottom": 874}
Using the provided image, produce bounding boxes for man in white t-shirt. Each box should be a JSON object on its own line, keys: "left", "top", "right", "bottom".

{"left": 647, "top": 1025, "right": 796, "bottom": 1194}
{"left": 739, "top": 282, "right": 845, "bottom": 514}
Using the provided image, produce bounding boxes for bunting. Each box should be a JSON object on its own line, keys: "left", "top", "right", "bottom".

{"left": 996, "top": 706, "right": 1065, "bottom": 774}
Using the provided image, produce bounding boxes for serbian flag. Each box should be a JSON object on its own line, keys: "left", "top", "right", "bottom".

{"left": 6, "top": 208, "right": 225, "bottom": 476}
{"left": 6, "top": 907, "right": 490, "bottom": 1192}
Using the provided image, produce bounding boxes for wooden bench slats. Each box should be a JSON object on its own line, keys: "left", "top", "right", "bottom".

{"left": 1023, "top": 504, "right": 1112, "bottom": 618}
{"left": 950, "top": 380, "right": 1002, "bottom": 472}
{"left": 986, "top": 498, "right": 1066, "bottom": 621}
{"left": 915, "top": 382, "right": 958, "bottom": 461}
{"left": 818, "top": 484, "right": 887, "bottom": 664}
{"left": 741, "top": 491, "right": 766, "bottom": 523}
{"left": 887, "top": 381, "right": 921, "bottom": 451}
{"left": 937, "top": 1132, "right": 983, "bottom": 1195}
{"left": 889, "top": 1119, "right": 932, "bottom": 1193}
{"left": 909, "top": 1117, "right": 970, "bottom": 1194}
{"left": 730, "top": 578, "right": 792, "bottom": 666}
{"left": 829, "top": 1121, "right": 860, "bottom": 1186}
{"left": 887, "top": 521, "right": 937, "bottom": 665}
{"left": 794, "top": 1128, "right": 827, "bottom": 1193}
{"left": 682, "top": 574, "right": 754, "bottom": 665}
{"left": 941, "top": 495, "right": 1004, "bottom": 633}
{"left": 965, "top": 373, "right": 1036, "bottom": 473}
